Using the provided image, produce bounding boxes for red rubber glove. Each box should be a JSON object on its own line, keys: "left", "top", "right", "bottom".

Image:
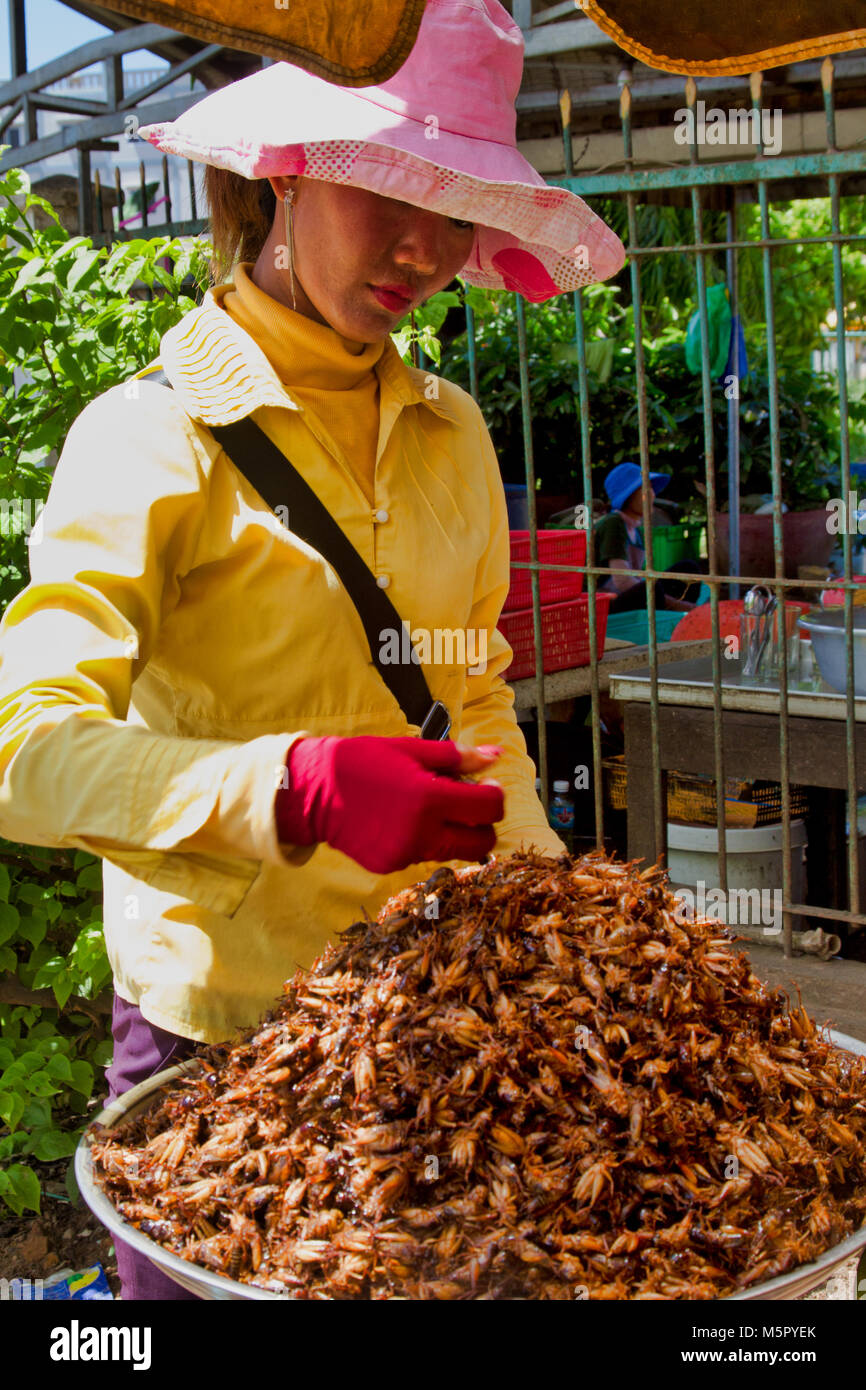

{"left": 275, "top": 735, "right": 504, "bottom": 874}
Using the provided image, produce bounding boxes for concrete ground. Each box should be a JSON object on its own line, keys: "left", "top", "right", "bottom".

{"left": 735, "top": 938, "right": 866, "bottom": 1044}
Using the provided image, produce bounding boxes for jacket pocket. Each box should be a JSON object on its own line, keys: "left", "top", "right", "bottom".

{"left": 100, "top": 847, "right": 261, "bottom": 919}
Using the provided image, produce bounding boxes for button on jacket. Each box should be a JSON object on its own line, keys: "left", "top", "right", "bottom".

{"left": 0, "top": 262, "right": 566, "bottom": 1043}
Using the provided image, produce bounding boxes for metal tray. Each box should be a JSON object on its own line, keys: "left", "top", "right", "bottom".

{"left": 76, "top": 1034, "right": 866, "bottom": 1302}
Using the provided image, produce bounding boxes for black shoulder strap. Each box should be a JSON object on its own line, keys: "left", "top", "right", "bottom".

{"left": 141, "top": 367, "right": 450, "bottom": 739}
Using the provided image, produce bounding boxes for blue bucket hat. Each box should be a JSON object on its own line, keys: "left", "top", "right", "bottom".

{"left": 604, "top": 462, "right": 670, "bottom": 513}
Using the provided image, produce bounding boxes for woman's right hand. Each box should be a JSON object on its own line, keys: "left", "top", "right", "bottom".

{"left": 274, "top": 735, "right": 504, "bottom": 874}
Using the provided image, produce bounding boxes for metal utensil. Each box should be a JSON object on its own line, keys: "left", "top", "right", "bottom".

{"left": 741, "top": 586, "right": 773, "bottom": 677}
{"left": 750, "top": 593, "right": 778, "bottom": 676}
{"left": 743, "top": 584, "right": 772, "bottom": 615}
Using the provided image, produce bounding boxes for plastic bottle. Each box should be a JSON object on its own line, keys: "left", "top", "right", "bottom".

{"left": 549, "top": 779, "right": 575, "bottom": 851}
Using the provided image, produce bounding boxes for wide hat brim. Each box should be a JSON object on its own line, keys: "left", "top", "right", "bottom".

{"left": 582, "top": 0, "right": 866, "bottom": 74}
{"left": 137, "top": 60, "right": 625, "bottom": 303}
{"left": 605, "top": 466, "right": 670, "bottom": 511}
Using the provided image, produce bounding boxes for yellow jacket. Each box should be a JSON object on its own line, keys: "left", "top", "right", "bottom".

{"left": 0, "top": 263, "right": 565, "bottom": 1043}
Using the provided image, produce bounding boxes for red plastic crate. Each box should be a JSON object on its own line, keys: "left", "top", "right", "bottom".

{"left": 503, "top": 530, "right": 587, "bottom": 612}
{"left": 497, "top": 592, "right": 614, "bottom": 681}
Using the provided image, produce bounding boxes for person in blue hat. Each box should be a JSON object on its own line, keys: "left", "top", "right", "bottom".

{"left": 595, "top": 462, "right": 699, "bottom": 612}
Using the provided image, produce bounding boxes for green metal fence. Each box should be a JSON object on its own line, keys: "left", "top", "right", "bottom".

{"left": 467, "top": 59, "right": 866, "bottom": 956}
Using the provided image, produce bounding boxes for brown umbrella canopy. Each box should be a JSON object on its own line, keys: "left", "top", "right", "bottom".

{"left": 582, "top": 0, "right": 866, "bottom": 74}
{"left": 98, "top": 0, "right": 427, "bottom": 85}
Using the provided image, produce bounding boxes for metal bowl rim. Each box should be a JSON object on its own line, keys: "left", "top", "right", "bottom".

{"left": 75, "top": 1058, "right": 286, "bottom": 1300}
{"left": 77, "top": 1033, "right": 866, "bottom": 1302}
{"left": 799, "top": 611, "right": 866, "bottom": 634}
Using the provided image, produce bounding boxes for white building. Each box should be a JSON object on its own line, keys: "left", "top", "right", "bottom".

{"left": 5, "top": 63, "right": 208, "bottom": 228}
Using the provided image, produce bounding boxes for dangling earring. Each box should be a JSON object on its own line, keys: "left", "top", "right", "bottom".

{"left": 283, "top": 187, "right": 297, "bottom": 312}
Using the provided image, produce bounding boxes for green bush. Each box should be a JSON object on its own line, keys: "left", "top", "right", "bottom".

{"left": 438, "top": 280, "right": 866, "bottom": 513}
{"left": 0, "top": 842, "right": 108, "bottom": 1215}
{"left": 0, "top": 158, "right": 211, "bottom": 612}
{"left": 0, "top": 158, "right": 211, "bottom": 1214}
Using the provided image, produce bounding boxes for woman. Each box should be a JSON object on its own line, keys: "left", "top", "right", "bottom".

{"left": 0, "top": 0, "right": 624, "bottom": 1298}
{"left": 595, "top": 462, "right": 700, "bottom": 613}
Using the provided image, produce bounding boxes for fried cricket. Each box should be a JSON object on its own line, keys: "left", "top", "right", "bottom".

{"left": 91, "top": 850, "right": 866, "bottom": 1299}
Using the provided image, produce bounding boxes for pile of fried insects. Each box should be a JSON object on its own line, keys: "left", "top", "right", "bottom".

{"left": 91, "top": 850, "right": 866, "bottom": 1299}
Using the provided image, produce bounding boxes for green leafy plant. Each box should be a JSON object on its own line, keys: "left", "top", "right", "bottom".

{"left": 0, "top": 841, "right": 109, "bottom": 1215}
{"left": 437, "top": 251, "right": 866, "bottom": 513}
{"left": 392, "top": 288, "right": 462, "bottom": 366}
{"left": 439, "top": 280, "right": 626, "bottom": 492}
{"left": 736, "top": 196, "right": 866, "bottom": 365}
{"left": 0, "top": 157, "right": 211, "bottom": 613}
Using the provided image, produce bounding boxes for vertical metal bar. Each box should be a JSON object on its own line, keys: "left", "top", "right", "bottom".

{"left": 139, "top": 158, "right": 149, "bottom": 230}
{"left": 113, "top": 164, "right": 124, "bottom": 235}
{"left": 162, "top": 153, "right": 172, "bottom": 226}
{"left": 685, "top": 75, "right": 728, "bottom": 895}
{"left": 823, "top": 54, "right": 838, "bottom": 151}
{"left": 465, "top": 301, "right": 479, "bottom": 403}
{"left": 620, "top": 79, "right": 632, "bottom": 168}
{"left": 8, "top": 0, "right": 26, "bottom": 78}
{"left": 104, "top": 54, "right": 124, "bottom": 110}
{"left": 138, "top": 158, "right": 153, "bottom": 299}
{"left": 516, "top": 292, "right": 549, "bottom": 815}
{"left": 93, "top": 168, "right": 103, "bottom": 235}
{"left": 752, "top": 68, "right": 793, "bottom": 956}
{"left": 77, "top": 145, "right": 92, "bottom": 237}
{"left": 725, "top": 204, "right": 741, "bottom": 598}
{"left": 187, "top": 159, "right": 198, "bottom": 220}
{"left": 623, "top": 78, "right": 664, "bottom": 865}
{"left": 560, "top": 88, "right": 574, "bottom": 178}
{"left": 575, "top": 286, "right": 603, "bottom": 850}
{"left": 22, "top": 93, "right": 37, "bottom": 143}
{"left": 824, "top": 56, "right": 860, "bottom": 927}
{"left": 562, "top": 87, "right": 603, "bottom": 849}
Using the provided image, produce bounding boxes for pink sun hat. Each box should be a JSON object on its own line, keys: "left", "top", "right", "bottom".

{"left": 136, "top": 0, "right": 625, "bottom": 303}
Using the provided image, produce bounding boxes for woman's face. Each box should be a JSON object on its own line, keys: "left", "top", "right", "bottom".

{"left": 261, "top": 176, "right": 475, "bottom": 344}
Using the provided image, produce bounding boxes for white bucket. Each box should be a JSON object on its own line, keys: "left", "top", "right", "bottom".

{"left": 667, "top": 819, "right": 807, "bottom": 937}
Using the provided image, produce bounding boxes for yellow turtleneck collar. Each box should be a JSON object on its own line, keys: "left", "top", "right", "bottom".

{"left": 219, "top": 262, "right": 385, "bottom": 392}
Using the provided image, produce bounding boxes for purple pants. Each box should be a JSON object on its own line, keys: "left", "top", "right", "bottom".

{"left": 105, "top": 994, "right": 200, "bottom": 1301}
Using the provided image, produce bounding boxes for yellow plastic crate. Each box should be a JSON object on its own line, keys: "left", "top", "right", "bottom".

{"left": 602, "top": 756, "right": 809, "bottom": 828}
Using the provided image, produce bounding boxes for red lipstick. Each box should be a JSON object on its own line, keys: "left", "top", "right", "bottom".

{"left": 370, "top": 284, "right": 413, "bottom": 313}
